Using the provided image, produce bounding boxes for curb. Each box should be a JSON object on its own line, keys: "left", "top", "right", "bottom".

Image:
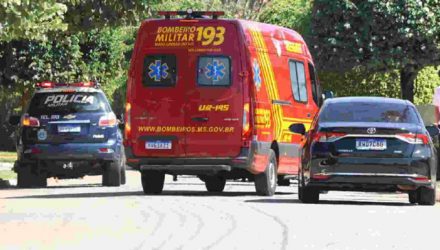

{"left": 0, "top": 179, "right": 17, "bottom": 188}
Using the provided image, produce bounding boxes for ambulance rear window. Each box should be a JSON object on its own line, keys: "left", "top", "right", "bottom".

{"left": 143, "top": 55, "right": 177, "bottom": 87}
{"left": 197, "top": 56, "right": 231, "bottom": 86}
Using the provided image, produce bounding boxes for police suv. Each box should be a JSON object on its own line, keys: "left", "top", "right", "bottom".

{"left": 9, "top": 81, "right": 125, "bottom": 187}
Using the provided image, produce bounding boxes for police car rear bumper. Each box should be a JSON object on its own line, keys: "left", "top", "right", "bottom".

{"left": 21, "top": 141, "right": 119, "bottom": 162}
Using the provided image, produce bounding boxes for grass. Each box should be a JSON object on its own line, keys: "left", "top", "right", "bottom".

{"left": 0, "top": 151, "right": 17, "bottom": 163}
{"left": 0, "top": 170, "right": 16, "bottom": 180}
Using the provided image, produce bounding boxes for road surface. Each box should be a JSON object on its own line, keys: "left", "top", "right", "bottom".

{"left": 1, "top": 170, "right": 439, "bottom": 249}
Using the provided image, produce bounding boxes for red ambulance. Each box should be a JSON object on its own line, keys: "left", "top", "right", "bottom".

{"left": 124, "top": 10, "right": 322, "bottom": 195}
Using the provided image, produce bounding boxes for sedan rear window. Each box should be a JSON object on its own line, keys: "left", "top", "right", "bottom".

{"left": 320, "top": 102, "right": 419, "bottom": 123}
{"left": 28, "top": 92, "right": 111, "bottom": 115}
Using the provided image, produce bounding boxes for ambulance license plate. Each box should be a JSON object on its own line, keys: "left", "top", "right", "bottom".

{"left": 355, "top": 138, "right": 387, "bottom": 150}
{"left": 58, "top": 125, "right": 81, "bottom": 133}
{"left": 146, "top": 140, "right": 172, "bottom": 150}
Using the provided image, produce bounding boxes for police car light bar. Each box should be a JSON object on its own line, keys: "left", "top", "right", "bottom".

{"left": 35, "top": 81, "right": 98, "bottom": 89}
{"left": 158, "top": 10, "right": 225, "bottom": 19}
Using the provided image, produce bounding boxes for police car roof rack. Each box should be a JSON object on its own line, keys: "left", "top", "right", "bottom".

{"left": 158, "top": 10, "right": 225, "bottom": 20}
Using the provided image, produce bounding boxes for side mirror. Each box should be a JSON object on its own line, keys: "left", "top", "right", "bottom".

{"left": 9, "top": 115, "right": 20, "bottom": 126}
{"left": 426, "top": 125, "right": 439, "bottom": 138}
{"left": 322, "top": 90, "right": 334, "bottom": 102}
{"left": 289, "top": 123, "right": 306, "bottom": 135}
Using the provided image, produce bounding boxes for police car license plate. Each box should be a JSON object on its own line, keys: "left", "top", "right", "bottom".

{"left": 356, "top": 138, "right": 387, "bottom": 150}
{"left": 58, "top": 125, "right": 81, "bottom": 133}
{"left": 145, "top": 140, "right": 172, "bottom": 150}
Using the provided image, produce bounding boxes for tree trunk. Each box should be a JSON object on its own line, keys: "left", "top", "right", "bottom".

{"left": 400, "top": 65, "right": 419, "bottom": 103}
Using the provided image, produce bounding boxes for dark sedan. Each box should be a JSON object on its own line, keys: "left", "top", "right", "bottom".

{"left": 290, "top": 97, "right": 438, "bottom": 205}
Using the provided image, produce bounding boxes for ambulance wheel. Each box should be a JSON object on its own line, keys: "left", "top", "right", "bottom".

{"left": 254, "top": 149, "right": 277, "bottom": 196}
{"left": 141, "top": 171, "right": 165, "bottom": 194}
{"left": 17, "top": 163, "right": 47, "bottom": 188}
{"left": 102, "top": 161, "right": 121, "bottom": 187}
{"left": 204, "top": 175, "right": 226, "bottom": 192}
{"left": 417, "top": 186, "right": 436, "bottom": 206}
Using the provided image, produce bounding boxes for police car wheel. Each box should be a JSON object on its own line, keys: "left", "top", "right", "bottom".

{"left": 204, "top": 175, "right": 226, "bottom": 192}
{"left": 17, "top": 163, "right": 47, "bottom": 188}
{"left": 141, "top": 171, "right": 165, "bottom": 194}
{"left": 120, "top": 150, "right": 126, "bottom": 185}
{"left": 102, "top": 161, "right": 121, "bottom": 187}
{"left": 254, "top": 149, "right": 277, "bottom": 196}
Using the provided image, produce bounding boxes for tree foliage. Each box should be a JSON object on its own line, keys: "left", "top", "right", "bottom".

{"left": 310, "top": 0, "right": 440, "bottom": 102}
{"left": 0, "top": 0, "right": 68, "bottom": 41}
{"left": 258, "top": 0, "right": 311, "bottom": 35}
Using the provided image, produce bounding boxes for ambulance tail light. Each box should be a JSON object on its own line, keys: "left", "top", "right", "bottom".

{"left": 242, "top": 103, "right": 251, "bottom": 146}
{"left": 22, "top": 114, "right": 40, "bottom": 127}
{"left": 99, "top": 113, "right": 117, "bottom": 127}
{"left": 124, "top": 102, "right": 132, "bottom": 142}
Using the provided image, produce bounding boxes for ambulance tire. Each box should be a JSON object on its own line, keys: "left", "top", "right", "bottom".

{"left": 141, "top": 171, "right": 165, "bottom": 195}
{"left": 102, "top": 161, "right": 121, "bottom": 187}
{"left": 417, "top": 186, "right": 436, "bottom": 206}
{"left": 255, "top": 149, "right": 277, "bottom": 196}
{"left": 17, "top": 163, "right": 47, "bottom": 188}
{"left": 204, "top": 175, "right": 226, "bottom": 192}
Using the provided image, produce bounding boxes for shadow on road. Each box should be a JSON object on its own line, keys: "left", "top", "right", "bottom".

{"left": 245, "top": 198, "right": 413, "bottom": 206}
{"left": 6, "top": 189, "right": 294, "bottom": 199}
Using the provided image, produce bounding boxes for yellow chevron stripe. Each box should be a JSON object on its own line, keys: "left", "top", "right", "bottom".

{"left": 251, "top": 25, "right": 284, "bottom": 140}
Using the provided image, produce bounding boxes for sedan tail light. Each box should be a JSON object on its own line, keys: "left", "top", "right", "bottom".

{"left": 313, "top": 132, "right": 347, "bottom": 142}
{"left": 396, "top": 133, "right": 429, "bottom": 144}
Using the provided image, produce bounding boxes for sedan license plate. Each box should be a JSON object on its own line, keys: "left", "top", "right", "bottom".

{"left": 145, "top": 140, "right": 172, "bottom": 150}
{"left": 58, "top": 125, "right": 81, "bottom": 133}
{"left": 356, "top": 138, "right": 387, "bottom": 150}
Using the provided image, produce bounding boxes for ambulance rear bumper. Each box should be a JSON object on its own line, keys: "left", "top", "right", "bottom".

{"left": 125, "top": 146, "right": 255, "bottom": 175}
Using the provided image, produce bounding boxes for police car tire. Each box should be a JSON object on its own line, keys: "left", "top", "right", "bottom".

{"left": 120, "top": 150, "right": 126, "bottom": 185}
{"left": 204, "top": 175, "right": 226, "bottom": 192}
{"left": 141, "top": 171, "right": 165, "bottom": 194}
{"left": 255, "top": 149, "right": 277, "bottom": 196}
{"left": 417, "top": 186, "right": 436, "bottom": 206}
{"left": 17, "top": 163, "right": 47, "bottom": 188}
{"left": 102, "top": 161, "right": 121, "bottom": 187}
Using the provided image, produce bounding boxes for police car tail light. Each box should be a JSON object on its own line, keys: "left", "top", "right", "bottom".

{"left": 313, "top": 132, "right": 346, "bottom": 143}
{"left": 99, "top": 113, "right": 117, "bottom": 127}
{"left": 22, "top": 115, "right": 40, "bottom": 127}
{"left": 396, "top": 133, "right": 428, "bottom": 144}
{"left": 242, "top": 103, "right": 251, "bottom": 144}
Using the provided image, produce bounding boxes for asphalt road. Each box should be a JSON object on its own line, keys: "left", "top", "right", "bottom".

{"left": 1, "top": 170, "right": 439, "bottom": 250}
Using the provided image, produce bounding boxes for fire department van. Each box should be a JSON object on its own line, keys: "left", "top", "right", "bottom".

{"left": 124, "top": 10, "right": 322, "bottom": 195}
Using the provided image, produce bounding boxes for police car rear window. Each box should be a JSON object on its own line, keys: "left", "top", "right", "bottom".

{"left": 143, "top": 55, "right": 177, "bottom": 87}
{"left": 197, "top": 56, "right": 231, "bottom": 86}
{"left": 28, "top": 92, "right": 110, "bottom": 115}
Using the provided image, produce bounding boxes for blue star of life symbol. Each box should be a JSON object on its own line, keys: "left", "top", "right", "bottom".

{"left": 253, "top": 59, "right": 262, "bottom": 91}
{"left": 205, "top": 60, "right": 226, "bottom": 81}
{"left": 148, "top": 60, "right": 169, "bottom": 82}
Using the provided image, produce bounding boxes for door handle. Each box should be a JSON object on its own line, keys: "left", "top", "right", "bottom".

{"left": 192, "top": 117, "right": 209, "bottom": 122}
{"left": 272, "top": 100, "right": 292, "bottom": 106}
{"left": 307, "top": 113, "right": 311, "bottom": 118}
